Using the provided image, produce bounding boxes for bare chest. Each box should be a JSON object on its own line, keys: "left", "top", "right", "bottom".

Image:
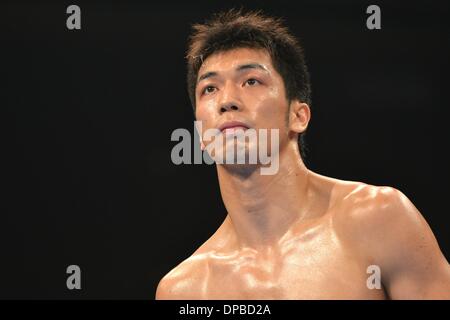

{"left": 203, "top": 229, "right": 386, "bottom": 299}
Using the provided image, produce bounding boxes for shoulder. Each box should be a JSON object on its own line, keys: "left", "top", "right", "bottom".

{"left": 332, "top": 182, "right": 421, "bottom": 244}
{"left": 337, "top": 183, "right": 411, "bottom": 218}
{"left": 155, "top": 218, "right": 233, "bottom": 299}
{"left": 332, "top": 182, "right": 450, "bottom": 298}
{"left": 155, "top": 253, "right": 210, "bottom": 300}
{"left": 332, "top": 181, "right": 445, "bottom": 269}
{"left": 310, "top": 172, "right": 411, "bottom": 226}
{"left": 334, "top": 183, "right": 421, "bottom": 237}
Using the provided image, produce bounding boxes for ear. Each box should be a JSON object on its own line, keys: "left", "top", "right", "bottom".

{"left": 288, "top": 100, "right": 311, "bottom": 134}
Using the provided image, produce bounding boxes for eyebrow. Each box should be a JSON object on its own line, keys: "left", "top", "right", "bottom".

{"left": 197, "top": 63, "right": 269, "bottom": 85}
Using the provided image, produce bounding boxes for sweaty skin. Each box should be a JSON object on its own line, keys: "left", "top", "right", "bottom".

{"left": 156, "top": 48, "right": 450, "bottom": 299}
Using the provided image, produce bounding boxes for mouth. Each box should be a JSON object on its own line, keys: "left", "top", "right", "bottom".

{"left": 218, "top": 121, "right": 250, "bottom": 134}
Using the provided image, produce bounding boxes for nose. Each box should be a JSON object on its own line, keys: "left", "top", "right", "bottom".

{"left": 219, "top": 103, "right": 240, "bottom": 113}
{"left": 217, "top": 82, "right": 242, "bottom": 114}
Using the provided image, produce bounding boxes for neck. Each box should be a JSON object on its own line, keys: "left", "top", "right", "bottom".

{"left": 216, "top": 142, "right": 311, "bottom": 250}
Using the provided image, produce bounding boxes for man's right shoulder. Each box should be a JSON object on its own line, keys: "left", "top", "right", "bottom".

{"left": 155, "top": 253, "right": 210, "bottom": 300}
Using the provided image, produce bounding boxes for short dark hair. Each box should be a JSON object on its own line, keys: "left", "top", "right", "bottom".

{"left": 186, "top": 9, "right": 312, "bottom": 160}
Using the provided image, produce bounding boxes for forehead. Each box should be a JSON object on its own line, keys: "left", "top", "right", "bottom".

{"left": 197, "top": 47, "right": 275, "bottom": 77}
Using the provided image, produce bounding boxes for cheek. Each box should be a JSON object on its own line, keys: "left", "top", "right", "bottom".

{"left": 250, "top": 90, "right": 288, "bottom": 128}
{"left": 195, "top": 100, "right": 217, "bottom": 128}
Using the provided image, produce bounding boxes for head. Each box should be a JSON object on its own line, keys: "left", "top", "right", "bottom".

{"left": 186, "top": 9, "right": 312, "bottom": 162}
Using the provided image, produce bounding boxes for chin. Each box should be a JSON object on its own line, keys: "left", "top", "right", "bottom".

{"left": 216, "top": 141, "right": 255, "bottom": 164}
{"left": 220, "top": 162, "right": 261, "bottom": 177}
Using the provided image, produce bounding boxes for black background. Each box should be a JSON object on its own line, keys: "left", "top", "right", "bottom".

{"left": 2, "top": 0, "right": 449, "bottom": 299}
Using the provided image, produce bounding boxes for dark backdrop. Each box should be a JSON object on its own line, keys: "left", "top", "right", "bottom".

{"left": 2, "top": 0, "right": 449, "bottom": 299}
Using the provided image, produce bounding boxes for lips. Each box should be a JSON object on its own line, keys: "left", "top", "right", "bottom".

{"left": 218, "top": 121, "right": 250, "bottom": 134}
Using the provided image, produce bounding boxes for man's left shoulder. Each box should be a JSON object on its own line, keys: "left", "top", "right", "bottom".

{"left": 333, "top": 183, "right": 424, "bottom": 248}
{"left": 336, "top": 183, "right": 417, "bottom": 226}
{"left": 330, "top": 181, "right": 450, "bottom": 299}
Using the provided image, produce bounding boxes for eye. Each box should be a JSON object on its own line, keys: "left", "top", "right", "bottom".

{"left": 202, "top": 85, "right": 217, "bottom": 95}
{"left": 244, "top": 78, "right": 260, "bottom": 86}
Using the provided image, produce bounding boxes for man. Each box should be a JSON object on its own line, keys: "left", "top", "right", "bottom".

{"left": 156, "top": 10, "right": 450, "bottom": 299}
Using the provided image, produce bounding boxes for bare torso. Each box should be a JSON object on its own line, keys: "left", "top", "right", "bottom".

{"left": 186, "top": 212, "right": 386, "bottom": 299}
{"left": 159, "top": 173, "right": 390, "bottom": 299}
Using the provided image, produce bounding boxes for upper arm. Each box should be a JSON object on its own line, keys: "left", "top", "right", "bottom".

{"left": 155, "top": 276, "right": 174, "bottom": 300}
{"left": 154, "top": 256, "right": 209, "bottom": 300}
{"left": 379, "top": 188, "right": 450, "bottom": 299}
{"left": 345, "top": 186, "right": 450, "bottom": 299}
{"left": 155, "top": 271, "right": 199, "bottom": 300}
{"left": 155, "top": 272, "right": 198, "bottom": 300}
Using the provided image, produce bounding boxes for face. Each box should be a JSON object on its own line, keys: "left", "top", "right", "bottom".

{"left": 195, "top": 47, "right": 308, "bottom": 163}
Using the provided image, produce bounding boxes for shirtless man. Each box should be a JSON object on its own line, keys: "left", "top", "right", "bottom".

{"left": 156, "top": 10, "right": 450, "bottom": 299}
